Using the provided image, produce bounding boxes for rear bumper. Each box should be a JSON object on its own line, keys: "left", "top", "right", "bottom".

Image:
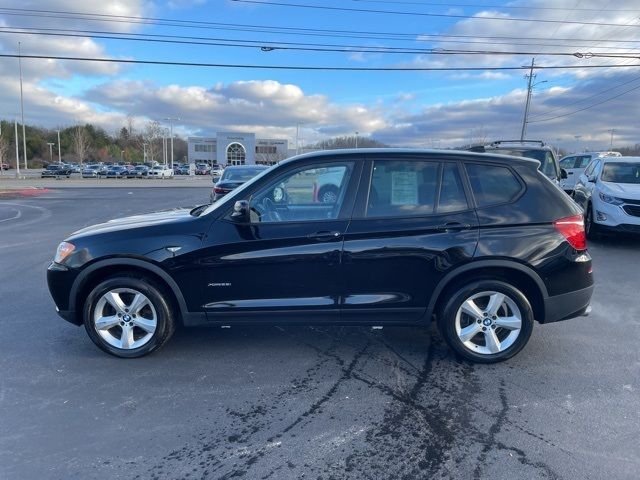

{"left": 542, "top": 285, "right": 594, "bottom": 323}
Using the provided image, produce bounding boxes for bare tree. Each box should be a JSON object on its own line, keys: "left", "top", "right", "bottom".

{"left": 142, "top": 120, "right": 162, "bottom": 163}
{"left": 72, "top": 125, "right": 91, "bottom": 165}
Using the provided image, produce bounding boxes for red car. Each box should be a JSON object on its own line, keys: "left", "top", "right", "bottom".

{"left": 1, "top": 162, "right": 9, "bottom": 170}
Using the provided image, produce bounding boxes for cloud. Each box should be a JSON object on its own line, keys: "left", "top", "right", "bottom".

{"left": 370, "top": 72, "right": 640, "bottom": 150}
{"left": 84, "top": 79, "right": 388, "bottom": 142}
{"left": 0, "top": 0, "right": 149, "bottom": 79}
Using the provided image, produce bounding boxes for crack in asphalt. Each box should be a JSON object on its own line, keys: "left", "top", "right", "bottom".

{"left": 135, "top": 327, "right": 563, "bottom": 480}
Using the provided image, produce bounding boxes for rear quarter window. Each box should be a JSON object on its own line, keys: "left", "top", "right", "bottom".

{"left": 465, "top": 163, "right": 522, "bottom": 207}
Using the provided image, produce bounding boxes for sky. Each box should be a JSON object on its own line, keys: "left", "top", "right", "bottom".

{"left": 0, "top": 0, "right": 639, "bottom": 151}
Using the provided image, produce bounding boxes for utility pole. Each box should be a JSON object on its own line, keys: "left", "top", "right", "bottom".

{"left": 165, "top": 117, "right": 179, "bottom": 169}
{"left": 47, "top": 142, "right": 54, "bottom": 163}
{"left": 355, "top": 131, "right": 359, "bottom": 148}
{"left": 295, "top": 123, "right": 300, "bottom": 155}
{"left": 56, "top": 130, "right": 61, "bottom": 163}
{"left": 520, "top": 58, "right": 535, "bottom": 141}
{"left": 574, "top": 135, "right": 582, "bottom": 153}
{"left": 14, "top": 119, "right": 20, "bottom": 177}
{"left": 18, "top": 42, "right": 28, "bottom": 169}
{"left": 143, "top": 143, "right": 147, "bottom": 163}
{"left": 607, "top": 129, "right": 615, "bottom": 149}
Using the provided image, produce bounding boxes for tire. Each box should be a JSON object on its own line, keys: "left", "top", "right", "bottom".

{"left": 317, "top": 185, "right": 339, "bottom": 204}
{"left": 585, "top": 203, "right": 599, "bottom": 240}
{"left": 437, "top": 280, "right": 534, "bottom": 363}
{"left": 83, "top": 275, "right": 176, "bottom": 358}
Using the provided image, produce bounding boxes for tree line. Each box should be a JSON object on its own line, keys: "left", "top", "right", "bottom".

{"left": 0, "top": 118, "right": 187, "bottom": 168}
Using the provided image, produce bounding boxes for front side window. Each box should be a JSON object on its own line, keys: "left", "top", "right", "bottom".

{"left": 249, "top": 163, "right": 353, "bottom": 223}
{"left": 465, "top": 163, "right": 522, "bottom": 207}
{"left": 559, "top": 157, "right": 575, "bottom": 169}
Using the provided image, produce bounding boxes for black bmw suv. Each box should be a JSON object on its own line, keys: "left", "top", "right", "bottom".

{"left": 48, "top": 149, "right": 594, "bottom": 363}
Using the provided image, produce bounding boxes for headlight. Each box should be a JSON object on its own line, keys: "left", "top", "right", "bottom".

{"left": 598, "top": 192, "right": 624, "bottom": 205}
{"left": 54, "top": 242, "right": 75, "bottom": 264}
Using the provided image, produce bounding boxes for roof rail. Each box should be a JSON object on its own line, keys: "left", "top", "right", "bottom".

{"left": 490, "top": 140, "right": 546, "bottom": 147}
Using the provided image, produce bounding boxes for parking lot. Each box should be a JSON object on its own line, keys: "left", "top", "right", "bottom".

{"left": 1, "top": 187, "right": 639, "bottom": 480}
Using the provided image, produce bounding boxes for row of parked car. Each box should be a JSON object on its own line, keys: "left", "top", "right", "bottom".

{"left": 40, "top": 162, "right": 228, "bottom": 179}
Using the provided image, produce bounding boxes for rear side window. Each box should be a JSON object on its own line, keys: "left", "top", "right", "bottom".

{"left": 367, "top": 160, "right": 439, "bottom": 217}
{"left": 465, "top": 163, "right": 522, "bottom": 207}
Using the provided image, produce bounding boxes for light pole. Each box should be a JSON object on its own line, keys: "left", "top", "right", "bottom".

{"left": 18, "top": 42, "right": 27, "bottom": 169}
{"left": 165, "top": 117, "right": 179, "bottom": 169}
{"left": 47, "top": 142, "right": 54, "bottom": 163}
{"left": 143, "top": 142, "right": 148, "bottom": 163}
{"left": 607, "top": 129, "right": 615, "bottom": 150}
{"left": 14, "top": 119, "right": 20, "bottom": 177}
{"left": 355, "top": 131, "right": 359, "bottom": 148}
{"left": 56, "top": 130, "right": 61, "bottom": 163}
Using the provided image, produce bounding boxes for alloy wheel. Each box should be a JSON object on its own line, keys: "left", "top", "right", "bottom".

{"left": 454, "top": 291, "right": 522, "bottom": 355}
{"left": 93, "top": 288, "right": 157, "bottom": 350}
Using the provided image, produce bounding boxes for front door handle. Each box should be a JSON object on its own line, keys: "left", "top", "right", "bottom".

{"left": 307, "top": 231, "right": 343, "bottom": 241}
{"left": 436, "top": 222, "right": 471, "bottom": 232}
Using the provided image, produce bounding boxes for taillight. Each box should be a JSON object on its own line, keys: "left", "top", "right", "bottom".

{"left": 213, "top": 187, "right": 226, "bottom": 194}
{"left": 554, "top": 214, "right": 587, "bottom": 250}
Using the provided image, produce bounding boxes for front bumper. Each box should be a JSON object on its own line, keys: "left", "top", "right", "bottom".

{"left": 47, "top": 262, "right": 82, "bottom": 326}
{"left": 542, "top": 285, "right": 594, "bottom": 323}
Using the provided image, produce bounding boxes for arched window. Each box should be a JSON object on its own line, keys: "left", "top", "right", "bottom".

{"left": 226, "top": 143, "right": 246, "bottom": 165}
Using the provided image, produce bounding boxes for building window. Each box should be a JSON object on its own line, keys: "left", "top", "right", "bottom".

{"left": 195, "top": 144, "right": 214, "bottom": 152}
{"left": 256, "top": 146, "right": 277, "bottom": 154}
{"left": 226, "top": 143, "right": 246, "bottom": 165}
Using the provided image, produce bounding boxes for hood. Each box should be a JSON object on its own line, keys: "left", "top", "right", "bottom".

{"left": 601, "top": 182, "right": 640, "bottom": 199}
{"left": 215, "top": 180, "right": 245, "bottom": 190}
{"left": 69, "top": 208, "right": 194, "bottom": 239}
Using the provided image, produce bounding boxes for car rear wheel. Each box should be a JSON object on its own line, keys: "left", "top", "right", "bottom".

{"left": 83, "top": 276, "right": 176, "bottom": 358}
{"left": 438, "top": 280, "right": 534, "bottom": 363}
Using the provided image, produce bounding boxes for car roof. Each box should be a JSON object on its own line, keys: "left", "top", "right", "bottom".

{"left": 226, "top": 164, "right": 268, "bottom": 169}
{"left": 282, "top": 147, "right": 541, "bottom": 169}
{"left": 600, "top": 156, "right": 640, "bottom": 163}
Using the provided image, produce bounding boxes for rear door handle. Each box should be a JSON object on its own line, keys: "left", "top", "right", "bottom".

{"left": 307, "top": 231, "right": 343, "bottom": 241}
{"left": 436, "top": 222, "right": 471, "bottom": 232}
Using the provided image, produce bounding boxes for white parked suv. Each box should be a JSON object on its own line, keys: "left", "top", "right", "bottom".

{"left": 559, "top": 151, "right": 621, "bottom": 193}
{"left": 573, "top": 156, "right": 640, "bottom": 237}
{"left": 148, "top": 165, "right": 174, "bottom": 179}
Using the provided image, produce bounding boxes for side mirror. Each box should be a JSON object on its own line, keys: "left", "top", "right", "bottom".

{"left": 587, "top": 175, "right": 596, "bottom": 183}
{"left": 231, "top": 200, "right": 249, "bottom": 221}
{"left": 560, "top": 168, "right": 568, "bottom": 180}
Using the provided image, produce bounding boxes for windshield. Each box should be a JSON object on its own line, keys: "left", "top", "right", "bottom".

{"left": 200, "top": 165, "right": 274, "bottom": 216}
{"left": 601, "top": 162, "right": 640, "bottom": 184}
{"left": 221, "top": 167, "right": 266, "bottom": 182}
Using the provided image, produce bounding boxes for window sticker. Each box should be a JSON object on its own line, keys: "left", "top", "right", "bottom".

{"left": 391, "top": 171, "right": 418, "bottom": 205}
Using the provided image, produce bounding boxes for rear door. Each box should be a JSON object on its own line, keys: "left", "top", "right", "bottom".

{"left": 341, "top": 155, "right": 479, "bottom": 324}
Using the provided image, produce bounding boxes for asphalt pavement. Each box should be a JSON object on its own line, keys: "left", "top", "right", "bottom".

{"left": 0, "top": 187, "right": 638, "bottom": 480}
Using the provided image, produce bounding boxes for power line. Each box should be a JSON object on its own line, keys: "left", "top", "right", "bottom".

{"left": 529, "top": 76, "right": 640, "bottom": 119}
{"left": 3, "top": 27, "right": 640, "bottom": 59}
{"left": 352, "top": 0, "right": 640, "bottom": 12}
{"left": 231, "top": 0, "right": 640, "bottom": 28}
{"left": 1, "top": 8, "right": 639, "bottom": 47}
{"left": 1, "top": 25, "right": 639, "bottom": 53}
{"left": 528, "top": 82, "right": 640, "bottom": 123}
{"left": 2, "top": 53, "right": 640, "bottom": 71}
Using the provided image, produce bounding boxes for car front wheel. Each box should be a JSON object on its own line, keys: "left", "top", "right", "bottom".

{"left": 438, "top": 280, "right": 534, "bottom": 363}
{"left": 83, "top": 276, "right": 176, "bottom": 358}
{"left": 585, "top": 203, "right": 599, "bottom": 239}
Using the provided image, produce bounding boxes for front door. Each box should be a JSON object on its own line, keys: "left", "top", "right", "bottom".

{"left": 341, "top": 157, "right": 479, "bottom": 324}
{"left": 198, "top": 160, "right": 360, "bottom": 323}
